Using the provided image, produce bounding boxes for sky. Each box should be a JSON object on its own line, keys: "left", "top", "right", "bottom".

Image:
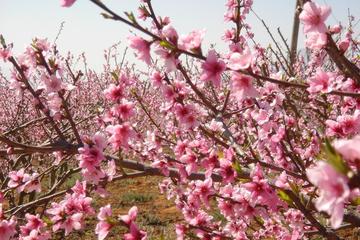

{"left": 1, "top": 0, "right": 360, "bottom": 71}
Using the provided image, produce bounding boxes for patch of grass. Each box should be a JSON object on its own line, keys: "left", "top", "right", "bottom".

{"left": 140, "top": 213, "right": 167, "bottom": 226}
{"left": 211, "top": 209, "right": 226, "bottom": 224}
{"left": 120, "top": 192, "right": 153, "bottom": 205}
{"left": 62, "top": 172, "right": 82, "bottom": 189}
{"left": 117, "top": 178, "right": 137, "bottom": 187}
{"left": 147, "top": 231, "right": 170, "bottom": 240}
{"left": 142, "top": 224, "right": 177, "bottom": 240}
{"left": 66, "top": 175, "right": 180, "bottom": 240}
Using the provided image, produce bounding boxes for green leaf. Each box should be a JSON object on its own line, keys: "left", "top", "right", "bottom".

{"left": 106, "top": 216, "right": 118, "bottom": 225}
{"left": 42, "top": 216, "right": 53, "bottom": 226}
{"left": 159, "top": 40, "right": 175, "bottom": 50}
{"left": 125, "top": 11, "right": 137, "bottom": 24}
{"left": 277, "top": 189, "right": 294, "bottom": 207}
{"left": 211, "top": 209, "right": 226, "bottom": 224}
{"left": 232, "top": 161, "right": 242, "bottom": 175}
{"left": 217, "top": 150, "right": 224, "bottom": 159}
{"left": 351, "top": 197, "right": 360, "bottom": 206}
{"left": 288, "top": 182, "right": 299, "bottom": 194}
{"left": 323, "top": 138, "right": 350, "bottom": 175}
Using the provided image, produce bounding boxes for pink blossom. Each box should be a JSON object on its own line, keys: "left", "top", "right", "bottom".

{"left": 120, "top": 207, "right": 147, "bottom": 239}
{"left": 333, "top": 135, "right": 360, "bottom": 169}
{"left": 307, "top": 69, "right": 332, "bottom": 94}
{"left": 217, "top": 158, "right": 237, "bottom": 183}
{"left": 275, "top": 171, "right": 290, "bottom": 189}
{"left": 93, "top": 187, "right": 109, "bottom": 199}
{"left": 19, "top": 214, "right": 49, "bottom": 240}
{"left": 154, "top": 44, "right": 178, "bottom": 72}
{"left": 179, "top": 29, "right": 205, "bottom": 51}
{"left": 95, "top": 221, "right": 112, "bottom": 240}
{"left": 228, "top": 46, "right": 253, "bottom": 70}
{"left": 4, "top": 1, "right": 360, "bottom": 238}
{"left": 47, "top": 93, "right": 62, "bottom": 119}
{"left": 24, "top": 173, "right": 41, "bottom": 193}
{"left": 185, "top": 209, "right": 212, "bottom": 226}
{"left": 193, "top": 178, "right": 214, "bottom": 206}
{"left": 120, "top": 206, "right": 138, "bottom": 225}
{"left": 330, "top": 24, "right": 342, "bottom": 34}
{"left": 150, "top": 71, "right": 163, "bottom": 87}
{"left": 243, "top": 174, "right": 272, "bottom": 201}
{"left": 20, "top": 229, "right": 51, "bottom": 240}
{"left": 305, "top": 32, "right": 327, "bottom": 49}
{"left": 174, "top": 104, "right": 199, "bottom": 129}
{"left": 326, "top": 111, "right": 360, "bottom": 137}
{"left": 222, "top": 29, "right": 235, "bottom": 42}
{"left": 174, "top": 140, "right": 189, "bottom": 158}
{"left": 337, "top": 112, "right": 360, "bottom": 135}
{"left": 206, "top": 119, "right": 224, "bottom": 132}
{"left": 111, "top": 100, "right": 135, "bottom": 120}
{"left": 47, "top": 193, "right": 93, "bottom": 235}
{"left": 8, "top": 168, "right": 25, "bottom": 188}
{"left": 106, "top": 123, "right": 134, "bottom": 150}
{"left": 175, "top": 224, "right": 186, "bottom": 240}
{"left": 52, "top": 151, "right": 63, "bottom": 165}
{"left": 200, "top": 50, "right": 226, "bottom": 88}
{"left": 81, "top": 168, "right": 106, "bottom": 184}
{"left": 144, "top": 131, "right": 161, "bottom": 152}
{"left": 60, "top": 0, "right": 76, "bottom": 7}
{"left": 123, "top": 222, "right": 147, "bottom": 240}
{"left": 34, "top": 38, "right": 50, "bottom": 52}
{"left": 128, "top": 36, "right": 151, "bottom": 65}
{"left": 0, "top": 216, "right": 17, "bottom": 240}
{"left": 161, "top": 85, "right": 176, "bottom": 101}
{"left": 95, "top": 205, "right": 113, "bottom": 240}
{"left": 326, "top": 120, "right": 345, "bottom": 137}
{"left": 162, "top": 25, "right": 178, "bottom": 45}
{"left": 242, "top": 164, "right": 283, "bottom": 211}
{"left": 0, "top": 48, "right": 11, "bottom": 62}
{"left": 20, "top": 229, "right": 50, "bottom": 240}
{"left": 92, "top": 133, "right": 107, "bottom": 150}
{"left": 71, "top": 180, "right": 87, "bottom": 196}
{"left": 105, "top": 160, "right": 116, "bottom": 181}
{"left": 338, "top": 38, "right": 350, "bottom": 52}
{"left": 231, "top": 72, "right": 258, "bottom": 100}
{"left": 271, "top": 125, "right": 286, "bottom": 143}
{"left": 78, "top": 142, "right": 105, "bottom": 171}
{"left": 137, "top": 7, "right": 149, "bottom": 20}
{"left": 104, "top": 84, "right": 124, "bottom": 102}
{"left": 63, "top": 213, "right": 83, "bottom": 236}
{"left": 179, "top": 150, "right": 198, "bottom": 175}
{"left": 8, "top": 168, "right": 29, "bottom": 192}
{"left": 299, "top": 2, "right": 331, "bottom": 33}
{"left": 151, "top": 160, "right": 170, "bottom": 176}
{"left": 40, "top": 74, "right": 63, "bottom": 93}
{"left": 306, "top": 161, "right": 350, "bottom": 229}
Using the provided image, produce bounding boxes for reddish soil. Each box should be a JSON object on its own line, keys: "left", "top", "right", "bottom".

{"left": 68, "top": 176, "right": 181, "bottom": 239}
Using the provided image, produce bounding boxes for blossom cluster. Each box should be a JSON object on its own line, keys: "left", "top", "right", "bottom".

{"left": 0, "top": 0, "right": 359, "bottom": 239}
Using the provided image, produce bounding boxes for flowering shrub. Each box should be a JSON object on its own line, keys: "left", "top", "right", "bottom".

{"left": 0, "top": 0, "right": 360, "bottom": 239}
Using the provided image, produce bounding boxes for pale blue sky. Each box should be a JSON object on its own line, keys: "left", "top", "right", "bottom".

{"left": 1, "top": 1, "right": 359, "bottom": 70}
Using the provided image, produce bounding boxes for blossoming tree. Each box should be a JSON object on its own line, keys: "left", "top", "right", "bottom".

{"left": 0, "top": 0, "right": 360, "bottom": 239}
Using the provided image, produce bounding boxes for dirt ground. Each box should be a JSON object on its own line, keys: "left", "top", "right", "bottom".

{"left": 67, "top": 176, "right": 181, "bottom": 240}
{"left": 64, "top": 175, "right": 360, "bottom": 240}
